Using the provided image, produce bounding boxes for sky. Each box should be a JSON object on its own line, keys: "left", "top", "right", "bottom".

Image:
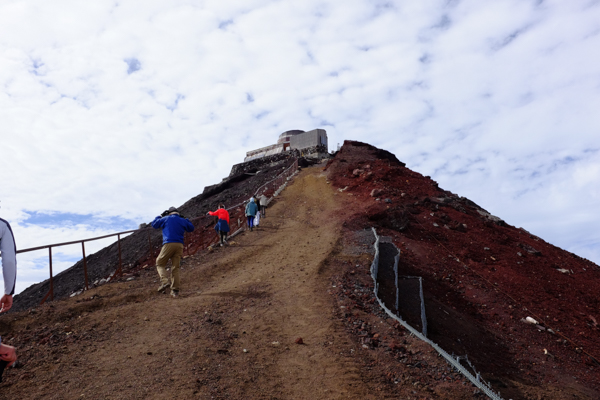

{"left": 1, "top": 0, "right": 599, "bottom": 294}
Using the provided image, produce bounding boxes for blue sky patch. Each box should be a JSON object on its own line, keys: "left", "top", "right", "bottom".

{"left": 219, "top": 19, "right": 233, "bottom": 29}
{"left": 22, "top": 211, "right": 136, "bottom": 231}
{"left": 125, "top": 58, "right": 141, "bottom": 74}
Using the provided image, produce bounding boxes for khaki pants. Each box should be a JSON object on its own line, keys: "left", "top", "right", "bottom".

{"left": 156, "top": 242, "right": 184, "bottom": 291}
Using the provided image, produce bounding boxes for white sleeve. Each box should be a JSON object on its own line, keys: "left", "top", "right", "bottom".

{"left": 0, "top": 220, "right": 17, "bottom": 295}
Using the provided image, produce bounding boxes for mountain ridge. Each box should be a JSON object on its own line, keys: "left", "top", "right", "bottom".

{"left": 2, "top": 140, "right": 598, "bottom": 399}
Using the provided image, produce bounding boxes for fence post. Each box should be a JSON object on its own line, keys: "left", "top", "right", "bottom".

{"left": 49, "top": 247, "right": 54, "bottom": 301}
{"left": 40, "top": 247, "right": 55, "bottom": 305}
{"left": 117, "top": 233, "right": 123, "bottom": 276}
{"left": 82, "top": 242, "right": 89, "bottom": 290}
{"left": 419, "top": 277, "right": 428, "bottom": 338}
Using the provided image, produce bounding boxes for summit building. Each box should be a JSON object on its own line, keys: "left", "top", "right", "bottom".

{"left": 244, "top": 129, "right": 329, "bottom": 162}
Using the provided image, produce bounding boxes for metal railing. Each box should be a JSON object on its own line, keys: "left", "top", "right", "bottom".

{"left": 16, "top": 229, "right": 138, "bottom": 304}
{"left": 254, "top": 158, "right": 299, "bottom": 201}
{"left": 16, "top": 158, "right": 300, "bottom": 305}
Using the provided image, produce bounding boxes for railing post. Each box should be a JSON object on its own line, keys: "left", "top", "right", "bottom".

{"left": 117, "top": 234, "right": 123, "bottom": 275}
{"left": 82, "top": 242, "right": 89, "bottom": 290}
{"left": 49, "top": 247, "right": 54, "bottom": 301}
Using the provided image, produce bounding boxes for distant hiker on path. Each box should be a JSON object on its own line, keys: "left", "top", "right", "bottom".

{"left": 245, "top": 198, "right": 258, "bottom": 231}
{"left": 0, "top": 218, "right": 18, "bottom": 369}
{"left": 151, "top": 207, "right": 195, "bottom": 298}
{"left": 259, "top": 194, "right": 268, "bottom": 217}
{"left": 208, "top": 204, "right": 230, "bottom": 246}
{"left": 254, "top": 208, "right": 261, "bottom": 229}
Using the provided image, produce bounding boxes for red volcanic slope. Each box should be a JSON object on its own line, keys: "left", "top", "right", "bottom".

{"left": 324, "top": 140, "right": 600, "bottom": 394}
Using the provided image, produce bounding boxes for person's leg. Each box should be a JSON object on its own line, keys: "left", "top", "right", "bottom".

{"left": 169, "top": 243, "right": 184, "bottom": 292}
{"left": 156, "top": 244, "right": 175, "bottom": 290}
{"left": 220, "top": 231, "right": 225, "bottom": 245}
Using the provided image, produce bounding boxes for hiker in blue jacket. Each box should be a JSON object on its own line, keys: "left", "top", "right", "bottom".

{"left": 151, "top": 207, "right": 194, "bottom": 298}
{"left": 0, "top": 218, "right": 18, "bottom": 368}
{"left": 245, "top": 198, "right": 258, "bottom": 231}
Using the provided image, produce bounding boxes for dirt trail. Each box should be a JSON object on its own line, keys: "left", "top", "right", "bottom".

{"left": 0, "top": 167, "right": 382, "bottom": 399}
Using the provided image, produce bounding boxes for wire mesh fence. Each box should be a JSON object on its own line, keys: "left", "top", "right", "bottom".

{"left": 369, "top": 227, "right": 504, "bottom": 400}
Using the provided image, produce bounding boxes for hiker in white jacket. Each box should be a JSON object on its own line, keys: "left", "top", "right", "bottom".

{"left": 259, "top": 194, "right": 268, "bottom": 217}
{"left": 0, "top": 218, "right": 17, "bottom": 312}
{"left": 0, "top": 218, "right": 18, "bottom": 368}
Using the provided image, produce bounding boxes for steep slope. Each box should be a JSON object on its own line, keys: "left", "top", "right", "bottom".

{"left": 12, "top": 153, "right": 300, "bottom": 312}
{"left": 2, "top": 140, "right": 598, "bottom": 399}
{"left": 0, "top": 166, "right": 479, "bottom": 399}
{"left": 323, "top": 140, "right": 600, "bottom": 398}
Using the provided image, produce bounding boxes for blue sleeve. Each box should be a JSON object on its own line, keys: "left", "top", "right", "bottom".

{"left": 151, "top": 216, "right": 164, "bottom": 229}
{"left": 0, "top": 219, "right": 17, "bottom": 296}
{"left": 185, "top": 219, "right": 195, "bottom": 232}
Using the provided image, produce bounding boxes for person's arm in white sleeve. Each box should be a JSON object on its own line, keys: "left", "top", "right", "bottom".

{"left": 0, "top": 219, "right": 17, "bottom": 312}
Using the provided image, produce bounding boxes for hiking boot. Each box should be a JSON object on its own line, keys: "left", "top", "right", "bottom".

{"left": 157, "top": 283, "right": 169, "bottom": 293}
{"left": 171, "top": 290, "right": 179, "bottom": 298}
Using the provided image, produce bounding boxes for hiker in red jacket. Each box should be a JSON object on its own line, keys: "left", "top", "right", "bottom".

{"left": 208, "top": 204, "right": 230, "bottom": 246}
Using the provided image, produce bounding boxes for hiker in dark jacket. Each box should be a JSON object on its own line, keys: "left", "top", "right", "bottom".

{"left": 245, "top": 198, "right": 258, "bottom": 231}
{"left": 151, "top": 207, "right": 194, "bottom": 297}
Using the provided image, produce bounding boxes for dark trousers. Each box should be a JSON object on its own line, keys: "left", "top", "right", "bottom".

{"left": 261, "top": 205, "right": 266, "bottom": 217}
{"left": 219, "top": 231, "right": 227, "bottom": 244}
{"left": 247, "top": 216, "right": 255, "bottom": 228}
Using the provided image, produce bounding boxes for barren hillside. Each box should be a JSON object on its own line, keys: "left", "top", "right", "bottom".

{"left": 1, "top": 141, "right": 599, "bottom": 399}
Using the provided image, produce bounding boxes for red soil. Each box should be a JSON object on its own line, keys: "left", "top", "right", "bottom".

{"left": 324, "top": 140, "right": 600, "bottom": 398}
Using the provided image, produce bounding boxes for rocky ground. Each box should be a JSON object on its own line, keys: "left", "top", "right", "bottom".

{"left": 324, "top": 141, "right": 600, "bottom": 399}
{"left": 1, "top": 141, "right": 598, "bottom": 399}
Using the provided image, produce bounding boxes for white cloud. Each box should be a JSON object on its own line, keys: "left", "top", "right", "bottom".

{"left": 1, "top": 0, "right": 599, "bottom": 293}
